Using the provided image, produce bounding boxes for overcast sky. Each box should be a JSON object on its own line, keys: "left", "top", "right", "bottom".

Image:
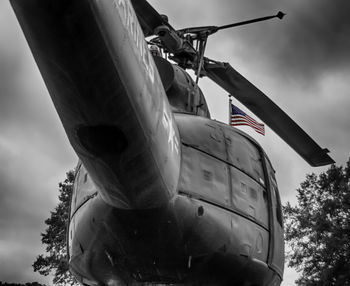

{"left": 1, "top": 0, "right": 349, "bottom": 285}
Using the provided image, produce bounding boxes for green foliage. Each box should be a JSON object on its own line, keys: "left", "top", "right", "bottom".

{"left": 32, "top": 171, "right": 78, "bottom": 285}
{"left": 284, "top": 160, "right": 350, "bottom": 285}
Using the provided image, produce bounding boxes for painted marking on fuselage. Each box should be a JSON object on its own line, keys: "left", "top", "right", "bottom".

{"left": 162, "top": 104, "right": 179, "bottom": 155}
{"left": 112, "top": 0, "right": 178, "bottom": 156}
{"left": 113, "top": 0, "right": 155, "bottom": 84}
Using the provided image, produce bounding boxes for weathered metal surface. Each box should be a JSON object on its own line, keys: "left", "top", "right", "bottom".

{"left": 67, "top": 113, "right": 283, "bottom": 284}
{"left": 265, "top": 158, "right": 285, "bottom": 276}
{"left": 10, "top": 0, "right": 181, "bottom": 209}
{"left": 154, "top": 56, "right": 211, "bottom": 118}
{"left": 68, "top": 192, "right": 279, "bottom": 285}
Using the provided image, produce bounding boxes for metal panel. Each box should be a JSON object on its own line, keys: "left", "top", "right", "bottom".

{"left": 176, "top": 196, "right": 269, "bottom": 268}
{"left": 251, "top": 228, "right": 269, "bottom": 263}
{"left": 175, "top": 114, "right": 226, "bottom": 162}
{"left": 265, "top": 158, "right": 284, "bottom": 276}
{"left": 224, "top": 128, "right": 265, "bottom": 186}
{"left": 179, "top": 146, "right": 230, "bottom": 206}
{"left": 71, "top": 163, "right": 98, "bottom": 217}
{"left": 230, "top": 167, "right": 268, "bottom": 228}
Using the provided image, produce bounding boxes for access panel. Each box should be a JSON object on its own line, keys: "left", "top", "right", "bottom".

{"left": 179, "top": 145, "right": 230, "bottom": 207}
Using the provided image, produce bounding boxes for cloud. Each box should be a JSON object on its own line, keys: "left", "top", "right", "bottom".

{"left": 280, "top": 0, "right": 350, "bottom": 77}
{"left": 0, "top": 3, "right": 76, "bottom": 283}
{"left": 0, "top": 133, "right": 74, "bottom": 283}
{"left": 220, "top": 0, "right": 350, "bottom": 83}
{"left": 0, "top": 240, "right": 50, "bottom": 284}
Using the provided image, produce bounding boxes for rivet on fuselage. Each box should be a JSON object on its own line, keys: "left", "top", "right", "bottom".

{"left": 197, "top": 206, "right": 204, "bottom": 216}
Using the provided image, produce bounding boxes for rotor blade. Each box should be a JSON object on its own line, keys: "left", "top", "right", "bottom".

{"left": 178, "top": 25, "right": 218, "bottom": 35}
{"left": 204, "top": 61, "right": 334, "bottom": 167}
{"left": 130, "top": 0, "right": 166, "bottom": 36}
{"left": 178, "top": 12, "right": 285, "bottom": 37}
{"left": 217, "top": 11, "right": 285, "bottom": 31}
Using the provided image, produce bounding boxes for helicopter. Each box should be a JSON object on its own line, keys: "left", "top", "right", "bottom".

{"left": 10, "top": 0, "right": 334, "bottom": 285}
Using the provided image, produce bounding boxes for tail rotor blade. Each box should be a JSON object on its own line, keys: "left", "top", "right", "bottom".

{"left": 205, "top": 61, "right": 334, "bottom": 167}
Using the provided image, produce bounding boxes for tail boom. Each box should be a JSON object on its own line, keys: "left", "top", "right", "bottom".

{"left": 11, "top": 0, "right": 181, "bottom": 208}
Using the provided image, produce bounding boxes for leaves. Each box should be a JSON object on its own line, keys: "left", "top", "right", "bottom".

{"left": 32, "top": 171, "right": 78, "bottom": 286}
{"left": 283, "top": 160, "right": 350, "bottom": 285}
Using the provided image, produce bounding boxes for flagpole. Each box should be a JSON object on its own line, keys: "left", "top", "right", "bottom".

{"left": 228, "top": 94, "right": 232, "bottom": 126}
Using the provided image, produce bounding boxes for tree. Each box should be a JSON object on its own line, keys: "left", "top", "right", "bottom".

{"left": 32, "top": 171, "right": 78, "bottom": 285}
{"left": 284, "top": 160, "right": 350, "bottom": 285}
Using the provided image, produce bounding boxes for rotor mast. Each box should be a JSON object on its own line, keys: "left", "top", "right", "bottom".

{"left": 148, "top": 11, "right": 286, "bottom": 79}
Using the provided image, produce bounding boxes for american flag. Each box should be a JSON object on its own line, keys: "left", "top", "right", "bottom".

{"left": 230, "top": 104, "right": 265, "bottom": 135}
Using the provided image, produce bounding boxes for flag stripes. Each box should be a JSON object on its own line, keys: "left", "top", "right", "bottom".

{"left": 230, "top": 104, "right": 265, "bottom": 135}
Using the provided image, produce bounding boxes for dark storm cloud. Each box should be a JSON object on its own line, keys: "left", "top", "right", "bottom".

{"left": 0, "top": 51, "right": 71, "bottom": 167}
{"left": 0, "top": 141, "right": 73, "bottom": 283}
{"left": 0, "top": 151, "right": 74, "bottom": 284}
{"left": 0, "top": 244, "right": 42, "bottom": 283}
{"left": 218, "top": 0, "right": 350, "bottom": 82}
{"left": 280, "top": 0, "right": 350, "bottom": 78}
{"left": 0, "top": 3, "right": 76, "bottom": 283}
{"left": 0, "top": 1, "right": 74, "bottom": 165}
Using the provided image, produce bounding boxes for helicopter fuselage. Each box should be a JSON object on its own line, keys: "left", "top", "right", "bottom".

{"left": 69, "top": 113, "right": 284, "bottom": 285}
{"left": 11, "top": 0, "right": 284, "bottom": 285}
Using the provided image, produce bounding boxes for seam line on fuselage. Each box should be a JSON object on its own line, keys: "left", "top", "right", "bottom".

{"left": 178, "top": 190, "right": 269, "bottom": 232}
{"left": 182, "top": 142, "right": 266, "bottom": 189}
{"left": 70, "top": 192, "right": 98, "bottom": 219}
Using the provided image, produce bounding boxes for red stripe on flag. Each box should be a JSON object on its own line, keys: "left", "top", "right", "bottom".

{"left": 231, "top": 115, "right": 264, "bottom": 130}
{"left": 231, "top": 116, "right": 264, "bottom": 130}
{"left": 231, "top": 115, "right": 265, "bottom": 135}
